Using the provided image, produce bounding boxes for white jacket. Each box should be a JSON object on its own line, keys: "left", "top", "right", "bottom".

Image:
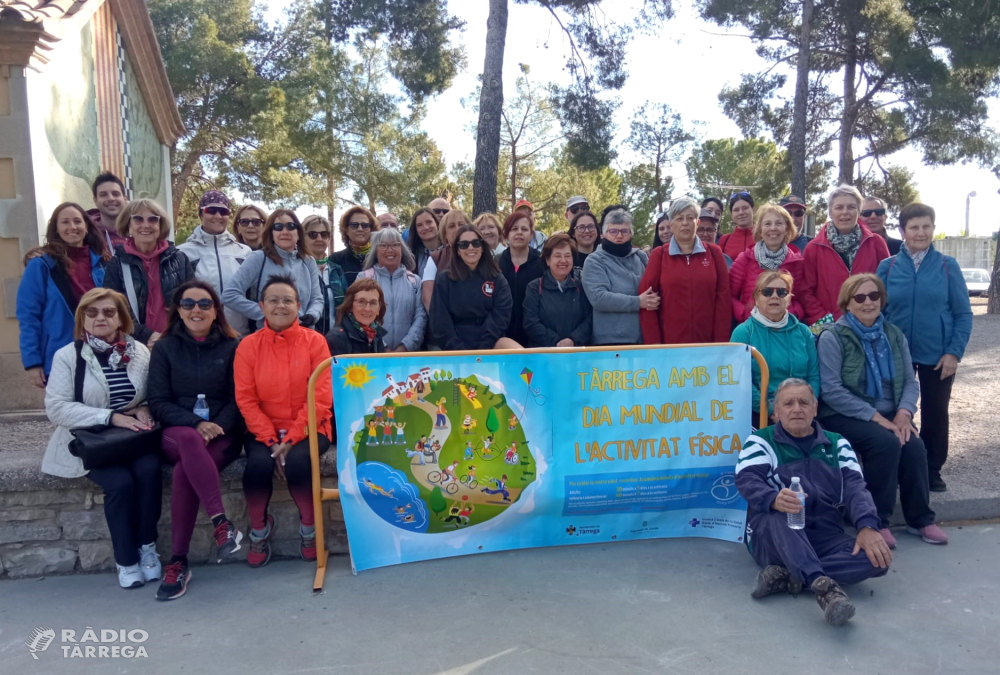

{"left": 42, "top": 339, "right": 150, "bottom": 478}
{"left": 178, "top": 226, "right": 252, "bottom": 333}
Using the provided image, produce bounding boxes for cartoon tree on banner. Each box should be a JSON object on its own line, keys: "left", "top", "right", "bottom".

{"left": 429, "top": 486, "right": 447, "bottom": 515}
{"left": 486, "top": 407, "right": 499, "bottom": 435}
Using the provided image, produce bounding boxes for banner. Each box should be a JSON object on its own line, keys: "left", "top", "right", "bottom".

{"left": 333, "top": 345, "right": 753, "bottom": 572}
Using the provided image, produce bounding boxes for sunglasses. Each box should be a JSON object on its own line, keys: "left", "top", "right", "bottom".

{"left": 179, "top": 298, "right": 215, "bottom": 311}
{"left": 131, "top": 215, "right": 160, "bottom": 225}
{"left": 306, "top": 230, "right": 331, "bottom": 240}
{"left": 729, "top": 191, "right": 752, "bottom": 204}
{"left": 760, "top": 287, "right": 789, "bottom": 298}
{"left": 568, "top": 204, "right": 589, "bottom": 214}
{"left": 861, "top": 209, "right": 886, "bottom": 217}
{"left": 204, "top": 206, "right": 231, "bottom": 216}
{"left": 786, "top": 208, "right": 806, "bottom": 217}
{"left": 238, "top": 218, "right": 263, "bottom": 227}
{"left": 348, "top": 221, "right": 372, "bottom": 231}
{"left": 84, "top": 307, "right": 118, "bottom": 318}
{"left": 852, "top": 291, "right": 882, "bottom": 303}
{"left": 271, "top": 222, "right": 299, "bottom": 232}
{"left": 456, "top": 239, "right": 484, "bottom": 250}
{"left": 432, "top": 208, "right": 450, "bottom": 216}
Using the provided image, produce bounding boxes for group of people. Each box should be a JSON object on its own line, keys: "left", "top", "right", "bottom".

{"left": 17, "top": 171, "right": 972, "bottom": 620}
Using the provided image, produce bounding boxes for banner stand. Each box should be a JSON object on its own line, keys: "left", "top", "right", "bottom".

{"left": 307, "top": 344, "right": 769, "bottom": 592}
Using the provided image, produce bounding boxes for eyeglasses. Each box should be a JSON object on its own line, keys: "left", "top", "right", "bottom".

{"left": 271, "top": 222, "right": 299, "bottom": 232}
{"left": 606, "top": 228, "right": 631, "bottom": 237}
{"left": 348, "top": 221, "right": 372, "bottom": 231}
{"left": 861, "top": 209, "right": 886, "bottom": 217}
{"left": 84, "top": 307, "right": 118, "bottom": 318}
{"left": 179, "top": 298, "right": 215, "bottom": 311}
{"left": 131, "top": 215, "right": 160, "bottom": 225}
{"left": 568, "top": 204, "right": 589, "bottom": 215}
{"left": 377, "top": 242, "right": 402, "bottom": 250}
{"left": 575, "top": 224, "right": 597, "bottom": 233}
{"left": 432, "top": 208, "right": 450, "bottom": 216}
{"left": 851, "top": 291, "right": 882, "bottom": 304}
{"left": 204, "top": 207, "right": 230, "bottom": 217}
{"left": 456, "top": 239, "right": 484, "bottom": 250}
{"left": 760, "top": 287, "right": 790, "bottom": 298}
{"left": 696, "top": 227, "right": 717, "bottom": 235}
{"left": 353, "top": 299, "right": 380, "bottom": 309}
{"left": 238, "top": 218, "right": 263, "bottom": 227}
{"left": 263, "top": 296, "right": 297, "bottom": 306}
{"left": 306, "top": 231, "right": 331, "bottom": 240}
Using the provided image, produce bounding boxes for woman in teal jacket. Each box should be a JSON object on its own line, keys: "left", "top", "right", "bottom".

{"left": 876, "top": 203, "right": 972, "bottom": 492}
{"left": 731, "top": 269, "right": 819, "bottom": 428}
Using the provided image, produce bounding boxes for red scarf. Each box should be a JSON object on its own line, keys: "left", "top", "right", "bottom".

{"left": 124, "top": 238, "right": 169, "bottom": 333}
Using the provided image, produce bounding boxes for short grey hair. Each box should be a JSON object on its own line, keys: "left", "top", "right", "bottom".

{"left": 775, "top": 378, "right": 817, "bottom": 404}
{"left": 364, "top": 227, "right": 417, "bottom": 272}
{"left": 863, "top": 196, "right": 886, "bottom": 208}
{"left": 604, "top": 209, "right": 633, "bottom": 228}
{"left": 667, "top": 197, "right": 700, "bottom": 221}
{"left": 827, "top": 184, "right": 863, "bottom": 211}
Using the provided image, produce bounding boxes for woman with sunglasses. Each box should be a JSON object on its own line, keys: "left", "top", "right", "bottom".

{"left": 718, "top": 192, "right": 756, "bottom": 261}
{"left": 817, "top": 273, "right": 946, "bottom": 547}
{"left": 729, "top": 204, "right": 806, "bottom": 323}
{"left": 178, "top": 190, "right": 253, "bottom": 334}
{"left": 103, "top": 199, "right": 194, "bottom": 347}
{"left": 404, "top": 208, "right": 441, "bottom": 277}
{"left": 17, "top": 202, "right": 110, "bottom": 389}
{"left": 232, "top": 205, "right": 268, "bottom": 250}
{"left": 147, "top": 281, "right": 244, "bottom": 600}
{"left": 568, "top": 210, "right": 601, "bottom": 268}
{"left": 223, "top": 209, "right": 324, "bottom": 332}
{"left": 326, "top": 278, "right": 388, "bottom": 356}
{"left": 301, "top": 215, "right": 347, "bottom": 335}
{"left": 329, "top": 206, "right": 380, "bottom": 286}
{"left": 43, "top": 288, "right": 160, "bottom": 589}
{"left": 497, "top": 211, "right": 544, "bottom": 347}
{"left": 731, "top": 270, "right": 818, "bottom": 423}
{"left": 359, "top": 228, "right": 425, "bottom": 352}
{"left": 429, "top": 224, "right": 517, "bottom": 351}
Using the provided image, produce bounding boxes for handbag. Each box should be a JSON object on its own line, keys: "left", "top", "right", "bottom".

{"left": 68, "top": 342, "right": 161, "bottom": 470}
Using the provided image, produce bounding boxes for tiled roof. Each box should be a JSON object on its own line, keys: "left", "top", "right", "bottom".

{"left": 0, "top": 0, "right": 92, "bottom": 23}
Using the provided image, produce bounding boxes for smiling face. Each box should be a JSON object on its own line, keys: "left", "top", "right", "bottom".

{"left": 696, "top": 218, "right": 718, "bottom": 246}
{"left": 129, "top": 208, "right": 162, "bottom": 250}
{"left": 829, "top": 195, "right": 860, "bottom": 233}
{"left": 304, "top": 222, "right": 331, "bottom": 259}
{"left": 774, "top": 384, "right": 817, "bottom": 437}
{"left": 731, "top": 199, "right": 754, "bottom": 228}
{"left": 352, "top": 289, "right": 381, "bottom": 327}
{"left": 903, "top": 215, "right": 934, "bottom": 252}
{"left": 346, "top": 212, "right": 373, "bottom": 247}
{"left": 755, "top": 277, "right": 791, "bottom": 322}
{"left": 94, "top": 181, "right": 124, "bottom": 222}
{"left": 479, "top": 222, "right": 501, "bottom": 250}
{"left": 507, "top": 217, "right": 533, "bottom": 250}
{"left": 259, "top": 283, "right": 300, "bottom": 331}
{"left": 669, "top": 206, "right": 699, "bottom": 246}
{"left": 376, "top": 237, "right": 402, "bottom": 270}
{"left": 547, "top": 243, "right": 574, "bottom": 281}
{"left": 56, "top": 206, "right": 88, "bottom": 248}
{"left": 657, "top": 219, "right": 672, "bottom": 246}
{"left": 415, "top": 212, "right": 440, "bottom": 247}
{"left": 237, "top": 209, "right": 265, "bottom": 247}
{"left": 200, "top": 204, "right": 230, "bottom": 235}
{"left": 862, "top": 198, "right": 886, "bottom": 234}
{"left": 83, "top": 298, "right": 121, "bottom": 341}
{"left": 573, "top": 215, "right": 598, "bottom": 248}
{"left": 272, "top": 215, "right": 300, "bottom": 252}
{"left": 179, "top": 287, "right": 217, "bottom": 338}
{"left": 847, "top": 279, "right": 882, "bottom": 327}
{"left": 760, "top": 212, "right": 789, "bottom": 250}
{"left": 457, "top": 231, "right": 483, "bottom": 269}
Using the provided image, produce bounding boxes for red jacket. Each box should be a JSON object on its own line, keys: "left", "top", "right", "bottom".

{"left": 718, "top": 227, "right": 754, "bottom": 262}
{"left": 234, "top": 319, "right": 333, "bottom": 446}
{"left": 801, "top": 221, "right": 890, "bottom": 324}
{"left": 729, "top": 247, "right": 806, "bottom": 323}
{"left": 639, "top": 242, "right": 731, "bottom": 344}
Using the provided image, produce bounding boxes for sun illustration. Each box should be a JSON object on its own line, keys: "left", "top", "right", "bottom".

{"left": 341, "top": 363, "right": 375, "bottom": 389}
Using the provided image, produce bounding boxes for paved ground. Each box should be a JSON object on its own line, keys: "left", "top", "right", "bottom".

{"left": 0, "top": 523, "right": 997, "bottom": 675}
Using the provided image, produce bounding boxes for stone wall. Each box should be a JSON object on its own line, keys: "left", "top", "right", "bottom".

{"left": 0, "top": 459, "right": 348, "bottom": 579}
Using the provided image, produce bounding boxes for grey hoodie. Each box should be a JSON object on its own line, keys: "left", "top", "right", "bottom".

{"left": 222, "top": 248, "right": 324, "bottom": 330}
{"left": 361, "top": 265, "right": 427, "bottom": 351}
{"left": 178, "top": 226, "right": 252, "bottom": 333}
{"left": 582, "top": 246, "right": 648, "bottom": 345}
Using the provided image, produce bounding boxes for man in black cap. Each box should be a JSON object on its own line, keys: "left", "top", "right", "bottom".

{"left": 779, "top": 195, "right": 812, "bottom": 253}
{"left": 696, "top": 209, "right": 733, "bottom": 269}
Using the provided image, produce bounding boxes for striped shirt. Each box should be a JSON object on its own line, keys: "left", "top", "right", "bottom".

{"left": 103, "top": 366, "right": 136, "bottom": 410}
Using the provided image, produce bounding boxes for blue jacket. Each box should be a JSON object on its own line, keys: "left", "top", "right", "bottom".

{"left": 876, "top": 244, "right": 972, "bottom": 366}
{"left": 16, "top": 252, "right": 106, "bottom": 375}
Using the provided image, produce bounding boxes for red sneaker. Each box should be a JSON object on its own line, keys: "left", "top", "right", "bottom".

{"left": 247, "top": 515, "right": 274, "bottom": 568}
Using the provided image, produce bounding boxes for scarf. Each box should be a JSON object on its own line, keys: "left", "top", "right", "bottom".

{"left": 316, "top": 256, "right": 329, "bottom": 267}
{"left": 750, "top": 306, "right": 788, "bottom": 329}
{"left": 84, "top": 331, "right": 134, "bottom": 371}
{"left": 843, "top": 312, "right": 895, "bottom": 400}
{"left": 825, "top": 222, "right": 862, "bottom": 269}
{"left": 902, "top": 242, "right": 929, "bottom": 271}
{"left": 753, "top": 240, "right": 788, "bottom": 270}
{"left": 351, "top": 243, "right": 371, "bottom": 260}
{"left": 123, "top": 238, "right": 170, "bottom": 332}
{"left": 349, "top": 313, "right": 380, "bottom": 344}
{"left": 601, "top": 238, "right": 633, "bottom": 258}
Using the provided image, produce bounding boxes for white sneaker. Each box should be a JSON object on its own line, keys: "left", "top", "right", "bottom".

{"left": 138, "top": 543, "right": 161, "bottom": 582}
{"left": 117, "top": 564, "right": 145, "bottom": 589}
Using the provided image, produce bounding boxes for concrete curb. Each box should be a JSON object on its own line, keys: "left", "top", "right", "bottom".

{"left": 889, "top": 478, "right": 1000, "bottom": 525}
{"left": 0, "top": 410, "right": 48, "bottom": 424}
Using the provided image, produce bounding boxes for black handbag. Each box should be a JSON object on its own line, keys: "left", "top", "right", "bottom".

{"left": 67, "top": 342, "right": 161, "bottom": 470}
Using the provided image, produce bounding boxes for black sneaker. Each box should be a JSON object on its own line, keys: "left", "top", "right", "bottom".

{"left": 156, "top": 561, "right": 191, "bottom": 601}
{"left": 213, "top": 519, "right": 244, "bottom": 563}
{"left": 929, "top": 474, "right": 947, "bottom": 492}
{"left": 751, "top": 565, "right": 803, "bottom": 599}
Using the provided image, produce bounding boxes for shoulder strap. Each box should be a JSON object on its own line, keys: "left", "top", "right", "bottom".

{"left": 73, "top": 341, "right": 86, "bottom": 404}
{"left": 254, "top": 255, "right": 267, "bottom": 301}
{"left": 119, "top": 260, "right": 141, "bottom": 319}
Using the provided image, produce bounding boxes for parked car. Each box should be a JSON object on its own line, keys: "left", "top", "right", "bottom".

{"left": 962, "top": 268, "right": 991, "bottom": 296}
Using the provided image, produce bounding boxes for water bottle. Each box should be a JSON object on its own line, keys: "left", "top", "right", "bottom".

{"left": 194, "top": 394, "right": 210, "bottom": 421}
{"left": 787, "top": 477, "right": 806, "bottom": 530}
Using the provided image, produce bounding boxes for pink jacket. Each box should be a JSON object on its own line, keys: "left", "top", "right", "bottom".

{"left": 729, "top": 247, "right": 806, "bottom": 323}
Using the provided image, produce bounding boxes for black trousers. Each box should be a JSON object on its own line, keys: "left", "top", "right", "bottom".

{"left": 87, "top": 453, "right": 162, "bottom": 566}
{"left": 915, "top": 364, "right": 955, "bottom": 477}
{"left": 242, "top": 436, "right": 330, "bottom": 531}
{"left": 821, "top": 414, "right": 935, "bottom": 530}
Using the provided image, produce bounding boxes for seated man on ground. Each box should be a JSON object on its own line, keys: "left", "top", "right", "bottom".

{"left": 735, "top": 378, "right": 892, "bottom": 626}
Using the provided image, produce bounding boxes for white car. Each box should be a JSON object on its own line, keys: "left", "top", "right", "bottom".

{"left": 962, "top": 268, "right": 991, "bottom": 296}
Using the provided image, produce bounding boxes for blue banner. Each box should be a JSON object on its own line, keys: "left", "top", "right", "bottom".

{"left": 333, "top": 345, "right": 752, "bottom": 572}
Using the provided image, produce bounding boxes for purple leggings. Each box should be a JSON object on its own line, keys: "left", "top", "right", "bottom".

{"left": 161, "top": 426, "right": 241, "bottom": 556}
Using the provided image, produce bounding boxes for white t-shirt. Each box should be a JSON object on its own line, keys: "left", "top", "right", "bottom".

{"left": 421, "top": 256, "right": 438, "bottom": 284}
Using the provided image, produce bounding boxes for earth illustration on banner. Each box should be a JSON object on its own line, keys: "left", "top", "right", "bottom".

{"left": 340, "top": 362, "right": 539, "bottom": 533}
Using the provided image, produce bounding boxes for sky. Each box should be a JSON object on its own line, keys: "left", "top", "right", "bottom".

{"left": 271, "top": 0, "right": 1000, "bottom": 237}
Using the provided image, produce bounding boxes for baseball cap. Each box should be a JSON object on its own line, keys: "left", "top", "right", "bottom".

{"left": 514, "top": 199, "right": 534, "bottom": 212}
{"left": 566, "top": 196, "right": 589, "bottom": 209}
{"left": 779, "top": 195, "right": 807, "bottom": 208}
{"left": 698, "top": 208, "right": 720, "bottom": 222}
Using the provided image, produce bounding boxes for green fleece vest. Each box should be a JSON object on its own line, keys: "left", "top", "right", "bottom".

{"left": 818, "top": 321, "right": 907, "bottom": 418}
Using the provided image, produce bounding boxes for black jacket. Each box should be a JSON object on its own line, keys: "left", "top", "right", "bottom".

{"left": 497, "top": 248, "right": 544, "bottom": 346}
{"left": 146, "top": 325, "right": 242, "bottom": 435}
{"left": 103, "top": 244, "right": 195, "bottom": 344}
{"left": 326, "top": 315, "right": 387, "bottom": 357}
{"left": 522, "top": 269, "right": 593, "bottom": 347}
{"left": 329, "top": 248, "right": 366, "bottom": 286}
{"left": 430, "top": 267, "right": 512, "bottom": 351}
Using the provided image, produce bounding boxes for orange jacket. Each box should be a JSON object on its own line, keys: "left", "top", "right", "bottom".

{"left": 234, "top": 320, "right": 332, "bottom": 446}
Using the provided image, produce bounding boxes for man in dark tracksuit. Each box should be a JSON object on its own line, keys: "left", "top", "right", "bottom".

{"left": 736, "top": 378, "right": 893, "bottom": 626}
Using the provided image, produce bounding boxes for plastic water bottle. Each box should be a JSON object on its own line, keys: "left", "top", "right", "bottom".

{"left": 787, "top": 477, "right": 806, "bottom": 530}
{"left": 194, "top": 394, "right": 210, "bottom": 421}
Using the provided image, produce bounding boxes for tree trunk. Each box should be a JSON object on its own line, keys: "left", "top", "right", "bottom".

{"left": 510, "top": 146, "right": 517, "bottom": 210}
{"left": 790, "top": 0, "right": 813, "bottom": 198}
{"left": 473, "top": 0, "right": 508, "bottom": 217}
{"left": 171, "top": 149, "right": 201, "bottom": 223}
{"left": 838, "top": 8, "right": 860, "bottom": 186}
{"left": 327, "top": 174, "right": 336, "bottom": 225}
{"left": 989, "top": 237, "right": 1000, "bottom": 314}
{"left": 654, "top": 145, "right": 663, "bottom": 209}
